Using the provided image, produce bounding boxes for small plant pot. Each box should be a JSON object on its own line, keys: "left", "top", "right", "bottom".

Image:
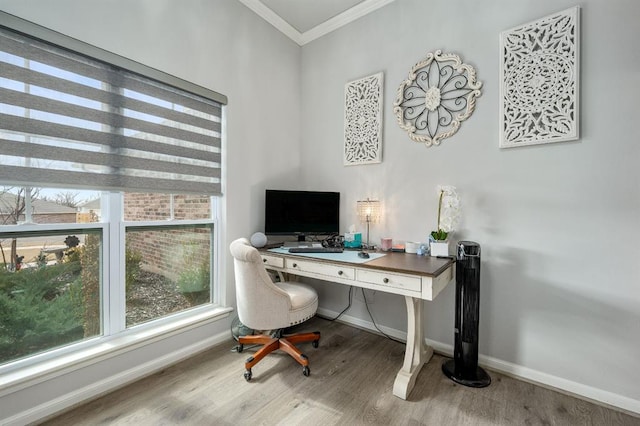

{"left": 430, "top": 241, "right": 449, "bottom": 257}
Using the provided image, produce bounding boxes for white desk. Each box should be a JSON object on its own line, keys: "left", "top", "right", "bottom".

{"left": 260, "top": 248, "right": 455, "bottom": 400}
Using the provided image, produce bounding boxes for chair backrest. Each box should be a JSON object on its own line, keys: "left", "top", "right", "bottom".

{"left": 229, "top": 238, "right": 291, "bottom": 330}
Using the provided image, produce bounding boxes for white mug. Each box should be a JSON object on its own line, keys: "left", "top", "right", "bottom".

{"left": 405, "top": 241, "right": 420, "bottom": 254}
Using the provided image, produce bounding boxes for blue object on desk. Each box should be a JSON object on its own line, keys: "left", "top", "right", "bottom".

{"left": 269, "top": 248, "right": 384, "bottom": 264}
{"left": 344, "top": 232, "right": 362, "bottom": 248}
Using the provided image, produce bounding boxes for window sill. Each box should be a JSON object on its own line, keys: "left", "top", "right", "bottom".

{"left": 0, "top": 305, "right": 233, "bottom": 397}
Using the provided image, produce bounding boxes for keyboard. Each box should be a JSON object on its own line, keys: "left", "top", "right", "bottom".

{"left": 288, "top": 247, "right": 344, "bottom": 253}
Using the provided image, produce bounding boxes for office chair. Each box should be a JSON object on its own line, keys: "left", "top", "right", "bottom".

{"left": 229, "top": 238, "right": 321, "bottom": 380}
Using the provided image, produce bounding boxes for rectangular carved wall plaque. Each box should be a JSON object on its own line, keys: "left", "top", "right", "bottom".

{"left": 500, "top": 7, "right": 580, "bottom": 148}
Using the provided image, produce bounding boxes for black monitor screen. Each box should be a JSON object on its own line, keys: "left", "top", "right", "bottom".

{"left": 265, "top": 190, "right": 340, "bottom": 237}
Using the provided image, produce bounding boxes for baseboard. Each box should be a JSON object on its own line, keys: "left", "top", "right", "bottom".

{"left": 477, "top": 354, "right": 640, "bottom": 417}
{"left": 2, "top": 329, "right": 231, "bottom": 426}
{"left": 316, "top": 308, "right": 407, "bottom": 341}
{"left": 316, "top": 308, "right": 640, "bottom": 416}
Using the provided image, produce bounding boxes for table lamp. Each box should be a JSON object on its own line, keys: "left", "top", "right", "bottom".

{"left": 357, "top": 198, "right": 381, "bottom": 249}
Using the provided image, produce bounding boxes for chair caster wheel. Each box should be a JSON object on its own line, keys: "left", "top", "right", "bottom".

{"left": 312, "top": 339, "right": 319, "bottom": 348}
{"left": 244, "top": 369, "right": 252, "bottom": 381}
{"left": 302, "top": 366, "right": 310, "bottom": 377}
{"left": 237, "top": 344, "right": 244, "bottom": 353}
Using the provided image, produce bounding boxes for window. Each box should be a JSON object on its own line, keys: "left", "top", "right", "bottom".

{"left": 0, "top": 12, "right": 227, "bottom": 367}
{"left": 0, "top": 223, "right": 102, "bottom": 363}
{"left": 125, "top": 222, "right": 213, "bottom": 327}
{"left": 123, "top": 192, "right": 214, "bottom": 327}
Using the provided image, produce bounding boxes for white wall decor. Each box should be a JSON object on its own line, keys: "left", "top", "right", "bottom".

{"left": 500, "top": 6, "right": 580, "bottom": 148}
{"left": 344, "top": 72, "right": 383, "bottom": 165}
{"left": 394, "top": 50, "right": 482, "bottom": 148}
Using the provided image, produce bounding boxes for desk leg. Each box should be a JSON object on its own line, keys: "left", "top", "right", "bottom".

{"left": 392, "top": 296, "right": 433, "bottom": 400}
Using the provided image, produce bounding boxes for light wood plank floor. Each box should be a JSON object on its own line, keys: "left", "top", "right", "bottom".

{"left": 43, "top": 317, "right": 639, "bottom": 425}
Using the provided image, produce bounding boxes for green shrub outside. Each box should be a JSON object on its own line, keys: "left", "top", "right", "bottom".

{"left": 176, "top": 261, "right": 210, "bottom": 305}
{"left": 175, "top": 241, "right": 210, "bottom": 306}
{"left": 0, "top": 262, "right": 84, "bottom": 364}
{"left": 0, "top": 233, "right": 194, "bottom": 365}
{"left": 125, "top": 245, "right": 142, "bottom": 295}
{"left": 80, "top": 234, "right": 100, "bottom": 337}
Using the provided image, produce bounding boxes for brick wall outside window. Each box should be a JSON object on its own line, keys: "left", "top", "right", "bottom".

{"left": 124, "top": 194, "right": 211, "bottom": 282}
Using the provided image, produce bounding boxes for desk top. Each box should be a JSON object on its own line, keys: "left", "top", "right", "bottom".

{"left": 262, "top": 247, "right": 454, "bottom": 278}
{"left": 364, "top": 251, "right": 454, "bottom": 277}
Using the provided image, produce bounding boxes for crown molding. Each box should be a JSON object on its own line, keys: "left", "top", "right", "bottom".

{"left": 299, "top": 0, "right": 395, "bottom": 45}
{"left": 238, "top": 0, "right": 303, "bottom": 45}
{"left": 238, "top": 0, "right": 396, "bottom": 46}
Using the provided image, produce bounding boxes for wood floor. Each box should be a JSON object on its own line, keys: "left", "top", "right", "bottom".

{"left": 43, "top": 317, "right": 639, "bottom": 425}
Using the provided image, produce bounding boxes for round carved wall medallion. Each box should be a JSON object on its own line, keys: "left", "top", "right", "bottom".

{"left": 394, "top": 50, "right": 482, "bottom": 147}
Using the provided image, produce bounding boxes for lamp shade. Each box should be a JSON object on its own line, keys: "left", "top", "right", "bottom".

{"left": 357, "top": 199, "right": 381, "bottom": 224}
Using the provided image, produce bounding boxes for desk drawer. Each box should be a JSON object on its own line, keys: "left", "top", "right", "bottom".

{"left": 356, "top": 269, "right": 421, "bottom": 292}
{"left": 261, "top": 254, "right": 284, "bottom": 269}
{"left": 286, "top": 258, "right": 355, "bottom": 280}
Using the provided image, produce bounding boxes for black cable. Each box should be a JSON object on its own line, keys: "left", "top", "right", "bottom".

{"left": 316, "top": 286, "right": 354, "bottom": 321}
{"left": 320, "top": 233, "right": 343, "bottom": 248}
{"left": 229, "top": 320, "right": 261, "bottom": 352}
{"left": 361, "top": 288, "right": 404, "bottom": 344}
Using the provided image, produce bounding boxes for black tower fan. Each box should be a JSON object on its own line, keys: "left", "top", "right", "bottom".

{"left": 442, "top": 241, "right": 491, "bottom": 387}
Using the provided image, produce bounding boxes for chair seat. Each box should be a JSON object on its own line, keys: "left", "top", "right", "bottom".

{"left": 275, "top": 282, "right": 318, "bottom": 326}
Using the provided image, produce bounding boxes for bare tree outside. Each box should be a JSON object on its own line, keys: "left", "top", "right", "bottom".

{"left": 0, "top": 187, "right": 41, "bottom": 270}
{"left": 2, "top": 189, "right": 88, "bottom": 270}
{"left": 42, "top": 191, "right": 81, "bottom": 208}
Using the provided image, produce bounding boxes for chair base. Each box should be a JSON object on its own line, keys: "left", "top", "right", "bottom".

{"left": 238, "top": 331, "right": 320, "bottom": 379}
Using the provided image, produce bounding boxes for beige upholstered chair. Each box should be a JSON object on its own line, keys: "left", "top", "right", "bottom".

{"left": 230, "top": 238, "right": 320, "bottom": 380}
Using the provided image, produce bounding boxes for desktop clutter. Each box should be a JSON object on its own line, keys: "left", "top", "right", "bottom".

{"left": 252, "top": 185, "right": 462, "bottom": 258}
{"left": 345, "top": 224, "right": 435, "bottom": 256}
{"left": 251, "top": 229, "right": 447, "bottom": 258}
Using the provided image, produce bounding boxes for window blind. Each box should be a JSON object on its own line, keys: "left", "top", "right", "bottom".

{"left": 0, "top": 12, "right": 226, "bottom": 195}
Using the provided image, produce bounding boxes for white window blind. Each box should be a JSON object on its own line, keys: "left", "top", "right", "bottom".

{"left": 0, "top": 12, "right": 227, "bottom": 195}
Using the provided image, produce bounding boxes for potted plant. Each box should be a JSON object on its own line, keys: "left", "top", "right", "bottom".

{"left": 430, "top": 186, "right": 460, "bottom": 257}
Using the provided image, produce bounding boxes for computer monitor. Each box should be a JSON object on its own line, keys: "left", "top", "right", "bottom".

{"left": 264, "top": 190, "right": 340, "bottom": 241}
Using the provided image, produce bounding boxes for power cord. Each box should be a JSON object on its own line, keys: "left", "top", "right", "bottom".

{"left": 316, "top": 286, "right": 354, "bottom": 321}
{"left": 316, "top": 286, "right": 404, "bottom": 345}
{"left": 229, "top": 320, "right": 260, "bottom": 352}
{"left": 322, "top": 233, "right": 344, "bottom": 248}
{"left": 360, "top": 289, "right": 405, "bottom": 344}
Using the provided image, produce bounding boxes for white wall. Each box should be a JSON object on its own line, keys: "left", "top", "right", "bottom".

{"left": 299, "top": 0, "right": 640, "bottom": 412}
{"left": 0, "top": 0, "right": 302, "bottom": 422}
